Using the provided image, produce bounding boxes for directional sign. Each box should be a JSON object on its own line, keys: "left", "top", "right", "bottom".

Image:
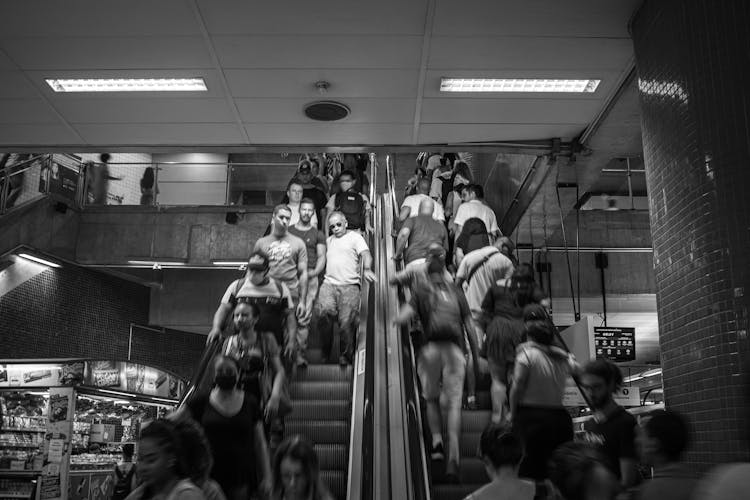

{"left": 594, "top": 326, "right": 636, "bottom": 362}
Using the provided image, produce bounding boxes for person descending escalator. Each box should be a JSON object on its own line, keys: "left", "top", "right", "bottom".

{"left": 271, "top": 436, "right": 335, "bottom": 500}
{"left": 393, "top": 244, "right": 480, "bottom": 483}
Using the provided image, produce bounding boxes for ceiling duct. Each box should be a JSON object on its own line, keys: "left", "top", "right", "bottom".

{"left": 304, "top": 101, "right": 350, "bottom": 121}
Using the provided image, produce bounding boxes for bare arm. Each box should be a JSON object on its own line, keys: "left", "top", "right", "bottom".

{"left": 311, "top": 243, "right": 326, "bottom": 277}
{"left": 297, "top": 256, "right": 308, "bottom": 309}
{"left": 398, "top": 205, "right": 411, "bottom": 222}
{"left": 394, "top": 303, "right": 416, "bottom": 326}
{"left": 360, "top": 250, "right": 376, "bottom": 282}
{"left": 284, "top": 307, "right": 297, "bottom": 354}
{"left": 207, "top": 303, "right": 232, "bottom": 344}
{"left": 394, "top": 227, "right": 411, "bottom": 260}
{"left": 509, "top": 358, "right": 530, "bottom": 421}
{"left": 253, "top": 421, "right": 272, "bottom": 491}
{"left": 454, "top": 247, "right": 465, "bottom": 268}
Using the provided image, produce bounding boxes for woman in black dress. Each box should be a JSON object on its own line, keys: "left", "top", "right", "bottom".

{"left": 186, "top": 355, "right": 271, "bottom": 500}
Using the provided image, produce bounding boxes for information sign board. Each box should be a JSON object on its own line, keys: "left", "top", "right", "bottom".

{"left": 594, "top": 327, "right": 636, "bottom": 361}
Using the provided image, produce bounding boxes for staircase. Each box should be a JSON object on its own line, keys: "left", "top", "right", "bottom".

{"left": 430, "top": 375, "right": 492, "bottom": 500}
{"left": 287, "top": 342, "right": 352, "bottom": 500}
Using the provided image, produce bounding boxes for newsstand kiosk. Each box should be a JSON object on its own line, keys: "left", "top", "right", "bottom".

{"left": 0, "top": 360, "right": 185, "bottom": 500}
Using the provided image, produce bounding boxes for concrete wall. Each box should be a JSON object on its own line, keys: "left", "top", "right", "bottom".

{"left": 75, "top": 208, "right": 271, "bottom": 265}
{"left": 0, "top": 198, "right": 79, "bottom": 259}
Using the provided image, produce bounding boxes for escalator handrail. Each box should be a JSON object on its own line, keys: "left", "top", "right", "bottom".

{"left": 383, "top": 155, "right": 432, "bottom": 500}
{"left": 178, "top": 337, "right": 223, "bottom": 408}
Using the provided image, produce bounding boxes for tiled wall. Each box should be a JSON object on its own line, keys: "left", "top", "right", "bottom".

{"left": 633, "top": 0, "right": 750, "bottom": 467}
{"left": 0, "top": 264, "right": 204, "bottom": 379}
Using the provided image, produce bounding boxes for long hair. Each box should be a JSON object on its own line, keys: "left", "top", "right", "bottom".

{"left": 272, "top": 435, "right": 324, "bottom": 500}
{"left": 139, "top": 419, "right": 188, "bottom": 478}
{"left": 507, "top": 263, "right": 536, "bottom": 308}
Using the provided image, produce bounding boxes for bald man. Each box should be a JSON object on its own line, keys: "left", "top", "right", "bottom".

{"left": 395, "top": 198, "right": 449, "bottom": 270}
{"left": 399, "top": 178, "right": 446, "bottom": 222}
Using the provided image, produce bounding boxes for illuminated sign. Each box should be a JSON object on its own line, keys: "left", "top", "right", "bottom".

{"left": 594, "top": 327, "right": 636, "bottom": 362}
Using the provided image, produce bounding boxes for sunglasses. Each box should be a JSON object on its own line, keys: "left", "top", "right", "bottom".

{"left": 329, "top": 222, "right": 345, "bottom": 230}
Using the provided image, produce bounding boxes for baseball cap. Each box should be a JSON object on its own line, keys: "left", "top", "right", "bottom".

{"left": 247, "top": 251, "right": 269, "bottom": 271}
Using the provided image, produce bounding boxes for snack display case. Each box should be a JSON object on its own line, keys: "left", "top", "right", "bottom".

{"left": 0, "top": 360, "right": 185, "bottom": 500}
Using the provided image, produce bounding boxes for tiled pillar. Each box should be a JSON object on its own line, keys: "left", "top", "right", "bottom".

{"left": 632, "top": 0, "right": 750, "bottom": 468}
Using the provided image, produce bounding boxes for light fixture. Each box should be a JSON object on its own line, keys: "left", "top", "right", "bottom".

{"left": 18, "top": 253, "right": 61, "bottom": 268}
{"left": 439, "top": 78, "right": 601, "bottom": 93}
{"left": 642, "top": 368, "right": 662, "bottom": 378}
{"left": 127, "top": 260, "right": 187, "bottom": 268}
{"left": 212, "top": 261, "right": 248, "bottom": 270}
{"left": 45, "top": 78, "right": 207, "bottom": 93}
{"left": 623, "top": 375, "right": 643, "bottom": 383}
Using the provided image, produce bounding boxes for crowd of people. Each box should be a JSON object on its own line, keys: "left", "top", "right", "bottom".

{"left": 112, "top": 152, "right": 744, "bottom": 500}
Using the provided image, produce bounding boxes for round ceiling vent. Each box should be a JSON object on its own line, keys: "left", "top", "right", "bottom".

{"left": 304, "top": 100, "right": 350, "bottom": 121}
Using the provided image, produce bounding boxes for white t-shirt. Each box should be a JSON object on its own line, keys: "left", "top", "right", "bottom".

{"left": 456, "top": 246, "right": 514, "bottom": 312}
{"left": 453, "top": 199, "right": 499, "bottom": 235}
{"left": 324, "top": 231, "right": 370, "bottom": 286}
{"left": 287, "top": 203, "right": 318, "bottom": 227}
{"left": 401, "top": 194, "right": 445, "bottom": 221}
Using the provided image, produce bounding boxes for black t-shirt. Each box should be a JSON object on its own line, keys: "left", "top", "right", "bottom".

{"left": 581, "top": 405, "right": 637, "bottom": 478}
{"left": 187, "top": 393, "right": 262, "bottom": 492}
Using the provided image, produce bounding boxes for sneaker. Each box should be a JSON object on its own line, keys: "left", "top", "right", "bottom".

{"left": 445, "top": 460, "right": 460, "bottom": 484}
{"left": 296, "top": 355, "right": 308, "bottom": 368}
{"left": 464, "top": 395, "right": 478, "bottom": 411}
{"left": 338, "top": 355, "right": 350, "bottom": 367}
{"left": 430, "top": 442, "right": 445, "bottom": 461}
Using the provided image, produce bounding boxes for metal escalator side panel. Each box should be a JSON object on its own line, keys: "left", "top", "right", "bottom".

{"left": 178, "top": 338, "right": 222, "bottom": 408}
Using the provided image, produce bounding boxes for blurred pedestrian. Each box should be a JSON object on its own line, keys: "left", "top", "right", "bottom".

{"left": 548, "top": 442, "right": 620, "bottom": 500}
{"left": 171, "top": 417, "right": 227, "bottom": 500}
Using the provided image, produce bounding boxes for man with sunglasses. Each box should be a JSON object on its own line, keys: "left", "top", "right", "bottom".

{"left": 317, "top": 212, "right": 376, "bottom": 365}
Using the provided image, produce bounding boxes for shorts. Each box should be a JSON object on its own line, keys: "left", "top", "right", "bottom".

{"left": 316, "top": 282, "right": 361, "bottom": 328}
{"left": 417, "top": 341, "right": 466, "bottom": 408}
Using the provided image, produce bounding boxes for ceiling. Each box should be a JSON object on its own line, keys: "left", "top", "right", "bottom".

{"left": 0, "top": 0, "right": 641, "bottom": 149}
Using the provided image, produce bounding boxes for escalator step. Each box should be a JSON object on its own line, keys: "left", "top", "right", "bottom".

{"left": 294, "top": 364, "right": 353, "bottom": 382}
{"left": 432, "top": 457, "right": 488, "bottom": 485}
{"left": 320, "top": 470, "right": 347, "bottom": 500}
{"left": 289, "top": 400, "right": 351, "bottom": 420}
{"left": 433, "top": 484, "right": 485, "bottom": 500}
{"left": 460, "top": 431, "right": 482, "bottom": 458}
{"left": 285, "top": 420, "right": 350, "bottom": 445}
{"left": 472, "top": 390, "right": 492, "bottom": 410}
{"left": 314, "top": 443, "right": 349, "bottom": 470}
{"left": 461, "top": 410, "right": 492, "bottom": 433}
{"left": 290, "top": 381, "right": 351, "bottom": 400}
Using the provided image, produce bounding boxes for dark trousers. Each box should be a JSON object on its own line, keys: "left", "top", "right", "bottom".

{"left": 513, "top": 405, "right": 573, "bottom": 480}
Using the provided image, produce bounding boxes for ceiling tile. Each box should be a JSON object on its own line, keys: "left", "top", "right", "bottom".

{"left": 428, "top": 36, "right": 633, "bottom": 71}
{"left": 0, "top": 124, "right": 82, "bottom": 145}
{"left": 2, "top": 37, "right": 213, "bottom": 70}
{"left": 74, "top": 123, "right": 246, "bottom": 145}
{"left": 235, "top": 98, "right": 414, "bottom": 123}
{"left": 213, "top": 35, "right": 423, "bottom": 69}
{"left": 0, "top": 71, "right": 40, "bottom": 98}
{"left": 225, "top": 69, "right": 419, "bottom": 98}
{"left": 418, "top": 123, "right": 586, "bottom": 144}
{"left": 432, "top": 0, "right": 641, "bottom": 37}
{"left": 0, "top": 0, "right": 200, "bottom": 37}
{"left": 54, "top": 98, "right": 234, "bottom": 123}
{"left": 244, "top": 123, "right": 412, "bottom": 144}
{"left": 0, "top": 99, "right": 61, "bottom": 124}
{"left": 198, "top": 0, "right": 429, "bottom": 35}
{"left": 420, "top": 98, "right": 601, "bottom": 124}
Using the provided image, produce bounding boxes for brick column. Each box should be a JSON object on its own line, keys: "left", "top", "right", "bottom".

{"left": 632, "top": 0, "right": 750, "bottom": 468}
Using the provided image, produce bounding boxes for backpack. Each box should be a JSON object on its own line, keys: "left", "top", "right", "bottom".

{"left": 112, "top": 464, "right": 136, "bottom": 500}
{"left": 422, "top": 284, "right": 464, "bottom": 344}
{"left": 440, "top": 171, "right": 457, "bottom": 207}
{"left": 334, "top": 190, "right": 366, "bottom": 229}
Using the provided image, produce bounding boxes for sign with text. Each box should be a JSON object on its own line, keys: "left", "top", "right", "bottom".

{"left": 563, "top": 381, "right": 641, "bottom": 407}
{"left": 594, "top": 326, "right": 636, "bottom": 362}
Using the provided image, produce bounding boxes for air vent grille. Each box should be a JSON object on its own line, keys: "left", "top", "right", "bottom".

{"left": 304, "top": 101, "right": 350, "bottom": 121}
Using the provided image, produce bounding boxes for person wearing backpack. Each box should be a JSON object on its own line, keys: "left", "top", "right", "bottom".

{"left": 113, "top": 443, "right": 137, "bottom": 500}
{"left": 325, "top": 170, "right": 370, "bottom": 232}
{"left": 393, "top": 244, "right": 480, "bottom": 483}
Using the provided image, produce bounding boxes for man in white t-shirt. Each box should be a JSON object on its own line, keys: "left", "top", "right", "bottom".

{"left": 452, "top": 184, "right": 500, "bottom": 241}
{"left": 317, "top": 211, "right": 376, "bottom": 365}
{"left": 398, "top": 178, "right": 445, "bottom": 222}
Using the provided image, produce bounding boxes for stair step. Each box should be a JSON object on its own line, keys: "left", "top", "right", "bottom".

{"left": 294, "top": 364, "right": 353, "bottom": 382}
{"left": 285, "top": 420, "right": 350, "bottom": 445}
{"left": 432, "top": 457, "right": 488, "bottom": 485}
{"left": 290, "top": 399, "right": 351, "bottom": 420}
{"left": 321, "top": 469, "right": 347, "bottom": 500}
{"left": 433, "top": 484, "right": 485, "bottom": 500}
{"left": 460, "top": 431, "right": 482, "bottom": 458}
{"left": 461, "top": 410, "right": 492, "bottom": 433}
{"left": 314, "top": 443, "right": 348, "bottom": 470}
{"left": 290, "top": 381, "right": 351, "bottom": 400}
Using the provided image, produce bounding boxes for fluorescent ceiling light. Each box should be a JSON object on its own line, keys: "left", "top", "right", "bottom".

{"left": 623, "top": 375, "right": 643, "bottom": 383}
{"left": 45, "top": 78, "right": 207, "bottom": 93}
{"left": 440, "top": 78, "right": 601, "bottom": 93}
{"left": 642, "top": 368, "right": 662, "bottom": 378}
{"left": 212, "top": 261, "right": 248, "bottom": 269}
{"left": 127, "top": 260, "right": 187, "bottom": 268}
{"left": 18, "top": 253, "right": 61, "bottom": 268}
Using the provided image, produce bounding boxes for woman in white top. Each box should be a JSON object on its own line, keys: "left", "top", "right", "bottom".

{"left": 509, "top": 304, "right": 578, "bottom": 481}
